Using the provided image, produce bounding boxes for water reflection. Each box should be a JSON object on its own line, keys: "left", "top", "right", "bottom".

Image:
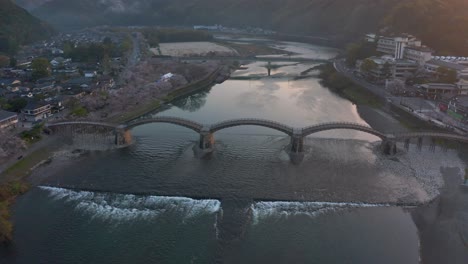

{"left": 171, "top": 87, "right": 213, "bottom": 112}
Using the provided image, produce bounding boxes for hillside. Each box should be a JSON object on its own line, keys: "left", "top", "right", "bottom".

{"left": 16, "top": 0, "right": 468, "bottom": 55}
{"left": 0, "top": 0, "right": 54, "bottom": 55}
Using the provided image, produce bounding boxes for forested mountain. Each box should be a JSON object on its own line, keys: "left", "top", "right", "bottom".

{"left": 15, "top": 0, "right": 468, "bottom": 55}
{"left": 0, "top": 0, "right": 54, "bottom": 54}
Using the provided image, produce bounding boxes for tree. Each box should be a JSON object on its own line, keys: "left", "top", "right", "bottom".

{"left": 436, "top": 67, "right": 457, "bottom": 83}
{"left": 360, "top": 59, "right": 378, "bottom": 74}
{"left": 0, "top": 56, "right": 9, "bottom": 68}
{"left": 381, "top": 62, "right": 392, "bottom": 79}
{"left": 3, "top": 98, "right": 27, "bottom": 112}
{"left": 345, "top": 41, "right": 378, "bottom": 67}
{"left": 31, "top": 57, "right": 51, "bottom": 80}
{"left": 9, "top": 57, "right": 16, "bottom": 67}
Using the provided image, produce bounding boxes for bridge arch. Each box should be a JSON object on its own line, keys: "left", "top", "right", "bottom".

{"left": 301, "top": 122, "right": 387, "bottom": 139}
{"left": 209, "top": 119, "right": 294, "bottom": 135}
{"left": 124, "top": 116, "right": 204, "bottom": 133}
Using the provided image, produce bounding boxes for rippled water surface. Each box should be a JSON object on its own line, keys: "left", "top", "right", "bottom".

{"left": 2, "top": 41, "right": 421, "bottom": 264}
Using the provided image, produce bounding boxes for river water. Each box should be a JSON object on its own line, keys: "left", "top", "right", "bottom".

{"left": 1, "top": 42, "right": 424, "bottom": 263}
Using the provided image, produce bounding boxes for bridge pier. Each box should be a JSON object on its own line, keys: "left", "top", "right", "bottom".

{"left": 193, "top": 127, "right": 215, "bottom": 158}
{"left": 381, "top": 140, "right": 397, "bottom": 155}
{"left": 289, "top": 132, "right": 305, "bottom": 164}
{"left": 114, "top": 126, "right": 132, "bottom": 146}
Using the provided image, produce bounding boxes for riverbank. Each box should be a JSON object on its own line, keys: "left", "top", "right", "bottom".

{"left": 0, "top": 58, "right": 234, "bottom": 246}
{"left": 318, "top": 60, "right": 468, "bottom": 264}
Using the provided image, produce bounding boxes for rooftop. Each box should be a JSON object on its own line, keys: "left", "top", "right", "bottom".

{"left": 23, "top": 100, "right": 50, "bottom": 111}
{"left": 0, "top": 110, "right": 17, "bottom": 121}
{"left": 427, "top": 60, "right": 468, "bottom": 71}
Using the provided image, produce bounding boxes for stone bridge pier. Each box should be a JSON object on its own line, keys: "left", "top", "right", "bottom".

{"left": 193, "top": 126, "right": 215, "bottom": 158}
{"left": 381, "top": 139, "right": 397, "bottom": 156}
{"left": 114, "top": 126, "right": 133, "bottom": 147}
{"left": 289, "top": 130, "right": 305, "bottom": 164}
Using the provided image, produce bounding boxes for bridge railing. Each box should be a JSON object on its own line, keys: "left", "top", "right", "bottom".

{"left": 46, "top": 121, "right": 119, "bottom": 129}
{"left": 210, "top": 118, "right": 295, "bottom": 133}
{"left": 46, "top": 118, "right": 468, "bottom": 143}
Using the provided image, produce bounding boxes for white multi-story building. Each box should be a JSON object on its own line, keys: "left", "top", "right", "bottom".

{"left": 22, "top": 101, "right": 51, "bottom": 122}
{"left": 404, "top": 46, "right": 433, "bottom": 65}
{"left": 377, "top": 35, "right": 422, "bottom": 59}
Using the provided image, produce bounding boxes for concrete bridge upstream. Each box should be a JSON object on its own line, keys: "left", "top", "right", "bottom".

{"left": 45, "top": 117, "right": 468, "bottom": 162}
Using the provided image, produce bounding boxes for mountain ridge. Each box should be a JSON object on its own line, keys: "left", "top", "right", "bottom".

{"left": 0, "top": 0, "right": 54, "bottom": 54}
{"left": 14, "top": 0, "right": 468, "bottom": 55}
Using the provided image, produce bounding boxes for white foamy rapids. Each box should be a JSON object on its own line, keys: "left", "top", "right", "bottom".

{"left": 252, "top": 201, "right": 388, "bottom": 224}
{"left": 39, "top": 186, "right": 221, "bottom": 222}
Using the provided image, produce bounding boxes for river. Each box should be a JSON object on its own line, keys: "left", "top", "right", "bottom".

{"left": 2, "top": 41, "right": 465, "bottom": 263}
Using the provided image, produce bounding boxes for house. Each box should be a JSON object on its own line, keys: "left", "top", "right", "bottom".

{"left": 419, "top": 83, "right": 459, "bottom": 100}
{"left": 50, "top": 48, "right": 64, "bottom": 55}
{"left": 161, "top": 73, "right": 174, "bottom": 82}
{"left": 33, "top": 82, "right": 55, "bottom": 92}
{"left": 21, "top": 101, "right": 51, "bottom": 122}
{"left": 0, "top": 110, "right": 18, "bottom": 129}
{"left": 0, "top": 78, "right": 21, "bottom": 89}
{"left": 50, "top": 57, "right": 70, "bottom": 68}
{"left": 65, "top": 77, "right": 94, "bottom": 89}
{"left": 84, "top": 71, "right": 97, "bottom": 78}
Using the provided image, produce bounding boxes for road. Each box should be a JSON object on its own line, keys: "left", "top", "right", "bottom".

{"left": 128, "top": 32, "right": 142, "bottom": 67}
{"left": 333, "top": 59, "right": 389, "bottom": 99}
{"left": 334, "top": 59, "right": 468, "bottom": 135}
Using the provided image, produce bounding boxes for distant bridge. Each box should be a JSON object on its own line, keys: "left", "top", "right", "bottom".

{"left": 46, "top": 116, "right": 468, "bottom": 162}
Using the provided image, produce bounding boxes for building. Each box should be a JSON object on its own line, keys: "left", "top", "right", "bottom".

{"left": 365, "top": 33, "right": 377, "bottom": 43}
{"left": 33, "top": 82, "right": 55, "bottom": 92}
{"left": 358, "top": 56, "right": 418, "bottom": 80}
{"left": 22, "top": 101, "right": 51, "bottom": 122}
{"left": 65, "top": 77, "right": 94, "bottom": 89}
{"left": 393, "top": 60, "right": 419, "bottom": 79}
{"left": 0, "top": 110, "right": 18, "bottom": 129}
{"left": 377, "top": 36, "right": 421, "bottom": 59}
{"left": 457, "top": 79, "right": 468, "bottom": 95}
{"left": 84, "top": 71, "right": 97, "bottom": 78}
{"left": 0, "top": 78, "right": 21, "bottom": 89}
{"left": 424, "top": 60, "right": 468, "bottom": 79}
{"left": 419, "top": 83, "right": 459, "bottom": 100}
{"left": 403, "top": 46, "right": 433, "bottom": 65}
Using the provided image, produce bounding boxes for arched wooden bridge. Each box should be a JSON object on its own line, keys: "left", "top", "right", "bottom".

{"left": 46, "top": 116, "right": 468, "bottom": 160}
